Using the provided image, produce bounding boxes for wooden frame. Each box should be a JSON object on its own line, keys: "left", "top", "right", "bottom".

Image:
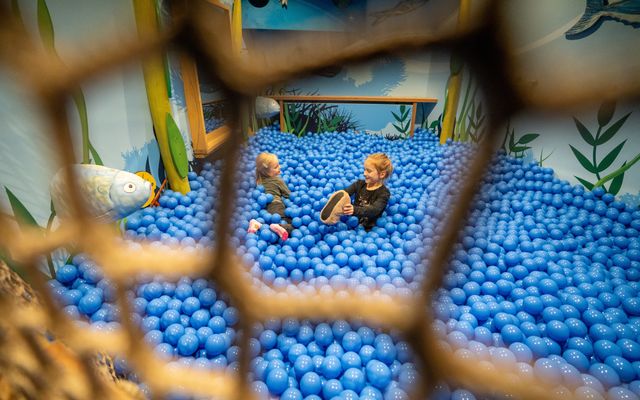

{"left": 270, "top": 95, "right": 438, "bottom": 137}
{"left": 182, "top": 0, "right": 232, "bottom": 158}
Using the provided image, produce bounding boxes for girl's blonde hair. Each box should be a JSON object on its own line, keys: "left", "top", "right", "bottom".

{"left": 366, "top": 153, "right": 393, "bottom": 180}
{"left": 256, "top": 152, "right": 278, "bottom": 183}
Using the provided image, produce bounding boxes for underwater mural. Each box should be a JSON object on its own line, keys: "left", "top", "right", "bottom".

{"left": 243, "top": 0, "right": 367, "bottom": 31}
{"left": 368, "top": 0, "right": 430, "bottom": 26}
{"left": 565, "top": 0, "right": 640, "bottom": 40}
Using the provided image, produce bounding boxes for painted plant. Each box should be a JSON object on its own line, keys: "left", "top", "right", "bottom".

{"left": 570, "top": 101, "right": 639, "bottom": 195}
{"left": 501, "top": 119, "right": 540, "bottom": 159}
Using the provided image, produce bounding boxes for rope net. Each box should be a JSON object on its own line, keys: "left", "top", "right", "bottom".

{"left": 0, "top": 1, "right": 636, "bottom": 399}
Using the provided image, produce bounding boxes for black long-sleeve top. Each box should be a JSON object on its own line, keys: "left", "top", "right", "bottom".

{"left": 344, "top": 180, "right": 390, "bottom": 230}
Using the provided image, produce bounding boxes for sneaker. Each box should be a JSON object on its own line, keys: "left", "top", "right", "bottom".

{"left": 320, "top": 190, "right": 351, "bottom": 225}
{"left": 269, "top": 223, "right": 289, "bottom": 241}
{"left": 248, "top": 219, "right": 262, "bottom": 233}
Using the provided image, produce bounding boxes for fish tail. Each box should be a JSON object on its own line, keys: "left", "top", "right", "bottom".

{"left": 565, "top": 0, "right": 604, "bottom": 38}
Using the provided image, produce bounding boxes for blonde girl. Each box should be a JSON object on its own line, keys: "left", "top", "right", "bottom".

{"left": 248, "top": 152, "right": 292, "bottom": 240}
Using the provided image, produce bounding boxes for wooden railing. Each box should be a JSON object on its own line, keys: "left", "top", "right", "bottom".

{"left": 270, "top": 95, "right": 437, "bottom": 137}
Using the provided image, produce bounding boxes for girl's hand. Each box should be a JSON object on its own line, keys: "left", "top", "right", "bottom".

{"left": 343, "top": 204, "right": 354, "bottom": 215}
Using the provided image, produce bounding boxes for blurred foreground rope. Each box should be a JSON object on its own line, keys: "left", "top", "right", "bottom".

{"left": 1, "top": 0, "right": 631, "bottom": 399}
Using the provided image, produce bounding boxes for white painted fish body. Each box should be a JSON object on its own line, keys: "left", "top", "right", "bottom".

{"left": 255, "top": 96, "right": 281, "bottom": 118}
{"left": 50, "top": 164, "right": 152, "bottom": 222}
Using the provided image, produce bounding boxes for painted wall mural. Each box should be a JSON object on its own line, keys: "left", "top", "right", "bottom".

{"left": 0, "top": 0, "right": 166, "bottom": 273}
{"left": 565, "top": 0, "right": 640, "bottom": 40}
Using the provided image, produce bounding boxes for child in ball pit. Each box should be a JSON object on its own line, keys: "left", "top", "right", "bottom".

{"left": 248, "top": 152, "right": 292, "bottom": 241}
{"left": 321, "top": 153, "right": 392, "bottom": 231}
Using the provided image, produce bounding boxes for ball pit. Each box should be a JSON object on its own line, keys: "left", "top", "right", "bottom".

{"left": 48, "top": 126, "right": 640, "bottom": 399}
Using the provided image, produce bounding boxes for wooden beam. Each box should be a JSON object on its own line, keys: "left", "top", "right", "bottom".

{"left": 270, "top": 95, "right": 437, "bottom": 104}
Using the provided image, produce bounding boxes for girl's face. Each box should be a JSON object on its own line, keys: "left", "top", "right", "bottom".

{"left": 268, "top": 159, "right": 281, "bottom": 177}
{"left": 363, "top": 159, "right": 384, "bottom": 186}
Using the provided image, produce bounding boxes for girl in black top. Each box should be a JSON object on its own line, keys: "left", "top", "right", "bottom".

{"left": 343, "top": 153, "right": 393, "bottom": 230}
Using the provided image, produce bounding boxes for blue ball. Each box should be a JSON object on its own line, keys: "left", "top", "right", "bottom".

{"left": 340, "top": 367, "right": 366, "bottom": 393}
{"left": 205, "top": 334, "right": 228, "bottom": 357}
{"left": 299, "top": 372, "right": 322, "bottom": 396}
{"left": 365, "top": 359, "right": 392, "bottom": 390}
{"left": 342, "top": 332, "right": 362, "bottom": 352}
{"left": 56, "top": 264, "right": 78, "bottom": 285}
{"left": 177, "top": 333, "right": 199, "bottom": 356}
{"left": 78, "top": 292, "right": 103, "bottom": 315}
{"left": 321, "top": 355, "right": 342, "bottom": 379}
{"left": 322, "top": 379, "right": 343, "bottom": 399}
{"left": 604, "top": 355, "right": 635, "bottom": 383}
{"left": 588, "top": 363, "right": 621, "bottom": 388}
{"left": 500, "top": 324, "right": 523, "bottom": 345}
{"left": 265, "top": 367, "right": 288, "bottom": 395}
{"left": 546, "top": 320, "right": 570, "bottom": 343}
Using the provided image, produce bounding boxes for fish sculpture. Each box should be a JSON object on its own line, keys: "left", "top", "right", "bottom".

{"left": 50, "top": 164, "right": 152, "bottom": 222}
{"left": 369, "top": 0, "right": 430, "bottom": 26}
{"left": 255, "top": 96, "right": 281, "bottom": 119}
{"left": 566, "top": 0, "right": 640, "bottom": 39}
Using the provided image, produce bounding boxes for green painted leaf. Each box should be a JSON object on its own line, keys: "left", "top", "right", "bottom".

{"left": 72, "top": 90, "right": 90, "bottom": 164}
{"left": 508, "top": 131, "right": 515, "bottom": 150}
{"left": 392, "top": 123, "right": 404, "bottom": 133}
{"left": 517, "top": 133, "right": 539, "bottom": 145}
{"left": 575, "top": 176, "right": 594, "bottom": 190}
{"left": 5, "top": 187, "right": 40, "bottom": 228}
{"left": 570, "top": 145, "right": 597, "bottom": 173}
{"left": 88, "top": 141, "right": 103, "bottom": 166}
{"left": 450, "top": 52, "right": 463, "bottom": 75}
{"left": 597, "top": 112, "right": 630, "bottom": 145}
{"left": 573, "top": 117, "right": 595, "bottom": 145}
{"left": 597, "top": 140, "right": 626, "bottom": 172}
{"left": 597, "top": 101, "right": 616, "bottom": 127}
{"left": 37, "top": 0, "right": 55, "bottom": 50}
{"left": 391, "top": 111, "right": 402, "bottom": 122}
{"left": 429, "top": 120, "right": 439, "bottom": 129}
{"left": 607, "top": 168, "right": 625, "bottom": 195}
{"left": 166, "top": 113, "right": 188, "bottom": 179}
{"left": 399, "top": 104, "right": 406, "bottom": 114}
{"left": 512, "top": 145, "right": 530, "bottom": 153}
{"left": 476, "top": 102, "right": 483, "bottom": 119}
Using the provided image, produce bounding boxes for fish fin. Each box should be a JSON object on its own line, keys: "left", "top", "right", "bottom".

{"left": 565, "top": 0, "right": 604, "bottom": 39}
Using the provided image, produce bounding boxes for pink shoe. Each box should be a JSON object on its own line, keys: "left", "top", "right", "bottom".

{"left": 248, "top": 219, "right": 262, "bottom": 233}
{"left": 269, "top": 223, "right": 288, "bottom": 241}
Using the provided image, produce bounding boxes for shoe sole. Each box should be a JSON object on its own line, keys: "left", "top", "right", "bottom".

{"left": 321, "top": 191, "right": 346, "bottom": 221}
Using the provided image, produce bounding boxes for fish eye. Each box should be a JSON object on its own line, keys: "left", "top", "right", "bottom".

{"left": 124, "top": 183, "right": 136, "bottom": 193}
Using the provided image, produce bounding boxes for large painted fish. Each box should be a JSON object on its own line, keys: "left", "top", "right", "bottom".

{"left": 50, "top": 164, "right": 152, "bottom": 222}
{"left": 566, "top": 0, "right": 640, "bottom": 39}
{"left": 255, "top": 96, "right": 281, "bottom": 119}
{"left": 369, "top": 0, "right": 430, "bottom": 26}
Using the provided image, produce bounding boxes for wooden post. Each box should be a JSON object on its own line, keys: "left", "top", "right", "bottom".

{"left": 409, "top": 102, "right": 417, "bottom": 137}
{"left": 440, "top": 0, "right": 471, "bottom": 145}
{"left": 279, "top": 100, "right": 285, "bottom": 132}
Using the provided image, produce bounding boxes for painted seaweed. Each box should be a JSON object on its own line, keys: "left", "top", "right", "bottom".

{"left": 501, "top": 120, "right": 539, "bottom": 159}
{"left": 391, "top": 104, "right": 411, "bottom": 138}
{"left": 3, "top": 187, "right": 55, "bottom": 279}
{"left": 570, "top": 101, "right": 638, "bottom": 195}
{"left": 35, "top": 0, "right": 102, "bottom": 165}
{"left": 280, "top": 89, "right": 360, "bottom": 136}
